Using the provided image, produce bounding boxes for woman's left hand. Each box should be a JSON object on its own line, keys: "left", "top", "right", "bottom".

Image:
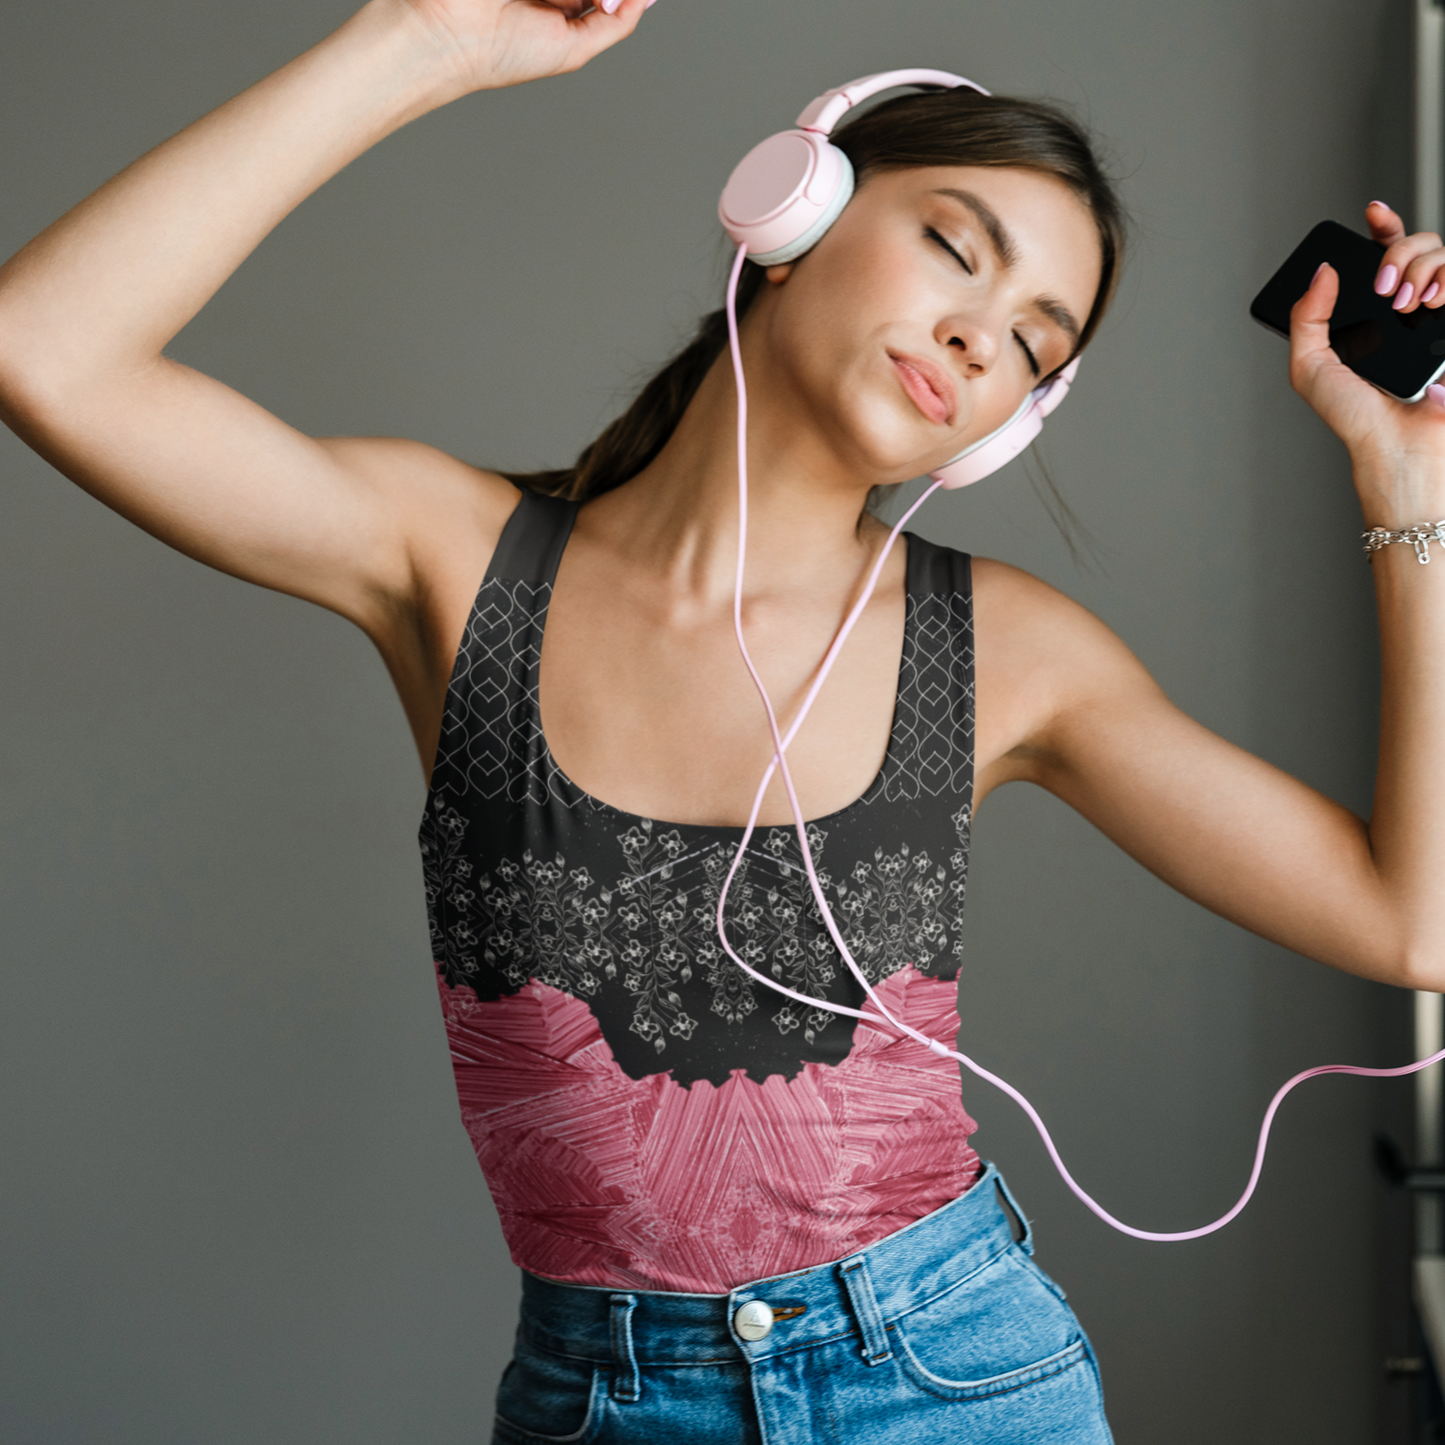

{"left": 1289, "top": 201, "right": 1445, "bottom": 524}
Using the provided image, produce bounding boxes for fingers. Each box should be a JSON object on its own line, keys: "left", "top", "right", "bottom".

{"left": 1288, "top": 261, "right": 1340, "bottom": 387}
{"left": 1368, "top": 201, "right": 1445, "bottom": 312}
{"left": 562, "top": 0, "right": 649, "bottom": 64}
{"left": 535, "top": 0, "right": 648, "bottom": 13}
{"left": 588, "top": 0, "right": 649, "bottom": 17}
{"left": 1366, "top": 199, "right": 1406, "bottom": 247}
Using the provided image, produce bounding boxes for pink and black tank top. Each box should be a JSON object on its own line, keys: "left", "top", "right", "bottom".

{"left": 419, "top": 490, "right": 983, "bottom": 1293}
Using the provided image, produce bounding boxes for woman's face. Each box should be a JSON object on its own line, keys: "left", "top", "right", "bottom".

{"left": 757, "top": 164, "right": 1105, "bottom": 485}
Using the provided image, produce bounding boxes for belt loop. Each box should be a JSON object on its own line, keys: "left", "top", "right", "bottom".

{"left": 609, "top": 1293, "right": 641, "bottom": 1403}
{"left": 994, "top": 1172, "right": 1035, "bottom": 1256}
{"left": 838, "top": 1255, "right": 893, "bottom": 1365}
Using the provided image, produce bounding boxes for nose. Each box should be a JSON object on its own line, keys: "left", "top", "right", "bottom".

{"left": 937, "top": 310, "right": 1001, "bottom": 376}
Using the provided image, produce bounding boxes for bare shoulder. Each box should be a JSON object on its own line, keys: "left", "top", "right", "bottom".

{"left": 971, "top": 556, "right": 1133, "bottom": 669}
{"left": 970, "top": 556, "right": 1162, "bottom": 796}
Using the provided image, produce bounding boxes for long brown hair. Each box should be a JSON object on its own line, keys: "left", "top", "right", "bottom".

{"left": 503, "top": 88, "right": 1127, "bottom": 503}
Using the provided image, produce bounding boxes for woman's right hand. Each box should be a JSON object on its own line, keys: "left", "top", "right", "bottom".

{"left": 399, "top": 0, "right": 650, "bottom": 95}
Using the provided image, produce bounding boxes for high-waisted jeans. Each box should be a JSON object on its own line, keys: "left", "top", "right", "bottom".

{"left": 490, "top": 1162, "right": 1113, "bottom": 1444}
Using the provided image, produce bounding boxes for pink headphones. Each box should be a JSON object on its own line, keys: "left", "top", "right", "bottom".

{"left": 718, "top": 69, "right": 1080, "bottom": 489}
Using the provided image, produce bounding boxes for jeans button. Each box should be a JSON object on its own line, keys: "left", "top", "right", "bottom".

{"left": 733, "top": 1299, "right": 774, "bottom": 1341}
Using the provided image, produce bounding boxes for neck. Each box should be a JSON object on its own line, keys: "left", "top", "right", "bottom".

{"left": 582, "top": 306, "right": 887, "bottom": 607}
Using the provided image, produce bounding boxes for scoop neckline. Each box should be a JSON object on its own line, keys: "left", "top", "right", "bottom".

{"left": 533, "top": 534, "right": 915, "bottom": 838}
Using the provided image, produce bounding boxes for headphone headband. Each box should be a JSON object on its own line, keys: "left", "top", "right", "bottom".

{"left": 795, "top": 69, "right": 990, "bottom": 136}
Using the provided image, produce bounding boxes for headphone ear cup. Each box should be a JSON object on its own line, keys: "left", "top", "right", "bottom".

{"left": 1035, "top": 357, "right": 1079, "bottom": 416}
{"left": 929, "top": 363, "right": 1078, "bottom": 489}
{"left": 719, "top": 131, "right": 855, "bottom": 266}
{"left": 931, "top": 405, "right": 1045, "bottom": 489}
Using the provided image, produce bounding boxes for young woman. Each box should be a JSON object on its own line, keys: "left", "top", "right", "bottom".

{"left": 3, "top": 1, "right": 1444, "bottom": 1441}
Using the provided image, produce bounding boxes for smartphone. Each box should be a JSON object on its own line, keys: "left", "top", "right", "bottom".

{"left": 1250, "top": 219, "right": 1445, "bottom": 401}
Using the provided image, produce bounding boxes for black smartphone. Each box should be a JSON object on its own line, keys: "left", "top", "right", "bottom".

{"left": 1250, "top": 219, "right": 1445, "bottom": 401}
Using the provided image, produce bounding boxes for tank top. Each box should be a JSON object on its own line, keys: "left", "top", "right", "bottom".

{"left": 419, "top": 490, "right": 983, "bottom": 1293}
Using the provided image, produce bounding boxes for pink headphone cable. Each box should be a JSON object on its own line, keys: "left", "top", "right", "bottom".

{"left": 713, "top": 240, "right": 1445, "bottom": 1242}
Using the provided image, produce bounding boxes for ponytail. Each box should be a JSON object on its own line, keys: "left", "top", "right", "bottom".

{"left": 501, "top": 263, "right": 766, "bottom": 501}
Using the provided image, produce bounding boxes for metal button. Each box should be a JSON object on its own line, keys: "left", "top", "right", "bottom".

{"left": 733, "top": 1299, "right": 774, "bottom": 1341}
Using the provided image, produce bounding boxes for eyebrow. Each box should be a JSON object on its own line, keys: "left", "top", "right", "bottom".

{"left": 930, "top": 187, "right": 1083, "bottom": 346}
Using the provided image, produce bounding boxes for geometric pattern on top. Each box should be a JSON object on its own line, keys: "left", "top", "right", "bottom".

{"left": 432, "top": 574, "right": 974, "bottom": 811}
{"left": 421, "top": 489, "right": 978, "bottom": 1089}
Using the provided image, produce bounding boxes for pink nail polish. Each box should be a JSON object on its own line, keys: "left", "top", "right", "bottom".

{"left": 1370, "top": 200, "right": 1391, "bottom": 211}
{"left": 1376, "top": 263, "right": 1399, "bottom": 295}
{"left": 1429, "top": 384, "right": 1445, "bottom": 407}
{"left": 600, "top": 0, "right": 619, "bottom": 11}
{"left": 1426, "top": 282, "right": 1441, "bottom": 305}
{"left": 1394, "top": 281, "right": 1415, "bottom": 310}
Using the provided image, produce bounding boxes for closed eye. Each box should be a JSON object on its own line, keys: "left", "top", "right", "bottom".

{"left": 925, "top": 226, "right": 971, "bottom": 274}
{"left": 925, "top": 227, "right": 1041, "bottom": 379}
{"left": 1014, "top": 333, "right": 1040, "bottom": 378}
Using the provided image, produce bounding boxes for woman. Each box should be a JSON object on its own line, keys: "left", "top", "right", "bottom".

{"left": 1, "top": 1, "right": 1442, "bottom": 1440}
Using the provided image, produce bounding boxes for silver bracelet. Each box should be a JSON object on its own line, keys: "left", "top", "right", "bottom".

{"left": 1361, "top": 520, "right": 1445, "bottom": 564}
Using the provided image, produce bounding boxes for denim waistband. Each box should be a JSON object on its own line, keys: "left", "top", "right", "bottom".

{"left": 519, "top": 1162, "right": 1028, "bottom": 1370}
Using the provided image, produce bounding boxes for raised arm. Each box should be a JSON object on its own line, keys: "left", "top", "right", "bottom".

{"left": 976, "top": 203, "right": 1445, "bottom": 992}
{"left": 0, "top": 0, "right": 645, "bottom": 759}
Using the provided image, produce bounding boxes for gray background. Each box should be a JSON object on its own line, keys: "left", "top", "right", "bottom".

{"left": 0, "top": 0, "right": 1421, "bottom": 1440}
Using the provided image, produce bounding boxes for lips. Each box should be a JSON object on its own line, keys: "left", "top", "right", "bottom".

{"left": 889, "top": 351, "right": 956, "bottom": 427}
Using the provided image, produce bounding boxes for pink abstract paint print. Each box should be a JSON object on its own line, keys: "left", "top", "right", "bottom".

{"left": 439, "top": 964, "right": 982, "bottom": 1293}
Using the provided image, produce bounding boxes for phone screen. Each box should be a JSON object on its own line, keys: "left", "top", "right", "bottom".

{"left": 1250, "top": 220, "right": 1445, "bottom": 401}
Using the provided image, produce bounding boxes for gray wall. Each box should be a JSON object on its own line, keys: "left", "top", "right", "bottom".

{"left": 0, "top": 0, "right": 1417, "bottom": 1440}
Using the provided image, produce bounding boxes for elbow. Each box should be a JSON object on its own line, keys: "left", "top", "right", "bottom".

{"left": 0, "top": 310, "right": 58, "bottom": 427}
{"left": 0, "top": 309, "right": 117, "bottom": 437}
{"left": 0, "top": 281, "right": 158, "bottom": 428}
{"left": 0, "top": 308, "right": 26, "bottom": 404}
{"left": 1393, "top": 944, "right": 1445, "bottom": 994}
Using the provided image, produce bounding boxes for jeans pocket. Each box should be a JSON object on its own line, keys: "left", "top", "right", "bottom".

{"left": 492, "top": 1341, "right": 604, "bottom": 1444}
{"left": 890, "top": 1245, "right": 1087, "bottom": 1401}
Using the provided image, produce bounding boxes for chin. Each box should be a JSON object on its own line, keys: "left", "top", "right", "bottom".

{"left": 820, "top": 403, "right": 938, "bottom": 484}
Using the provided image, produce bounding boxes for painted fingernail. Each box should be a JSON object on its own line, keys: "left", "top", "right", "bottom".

{"left": 1376, "top": 263, "right": 1399, "bottom": 295}
{"left": 1312, "top": 262, "right": 1328, "bottom": 284}
{"left": 1425, "top": 282, "right": 1441, "bottom": 304}
{"left": 1395, "top": 281, "right": 1416, "bottom": 310}
{"left": 600, "top": 0, "right": 619, "bottom": 12}
{"left": 1370, "top": 200, "right": 1392, "bottom": 211}
{"left": 1429, "top": 384, "right": 1445, "bottom": 407}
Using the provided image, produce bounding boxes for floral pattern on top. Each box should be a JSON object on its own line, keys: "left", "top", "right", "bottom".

{"left": 420, "top": 791, "right": 974, "bottom": 1072}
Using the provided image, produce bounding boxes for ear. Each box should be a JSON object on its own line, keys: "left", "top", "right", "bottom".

{"left": 764, "top": 262, "right": 795, "bottom": 285}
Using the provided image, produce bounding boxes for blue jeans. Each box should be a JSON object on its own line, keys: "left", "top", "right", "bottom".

{"left": 491, "top": 1163, "right": 1113, "bottom": 1444}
